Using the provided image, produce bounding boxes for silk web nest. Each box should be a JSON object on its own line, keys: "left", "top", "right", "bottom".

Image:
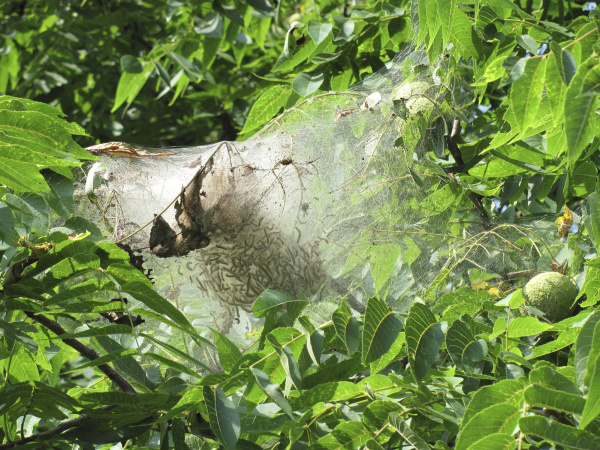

{"left": 83, "top": 47, "right": 557, "bottom": 335}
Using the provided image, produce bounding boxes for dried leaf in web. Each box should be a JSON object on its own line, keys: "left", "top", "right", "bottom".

{"left": 81, "top": 47, "right": 560, "bottom": 338}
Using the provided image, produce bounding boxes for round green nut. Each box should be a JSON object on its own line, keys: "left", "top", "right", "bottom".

{"left": 521, "top": 272, "right": 578, "bottom": 323}
{"left": 392, "top": 80, "right": 435, "bottom": 114}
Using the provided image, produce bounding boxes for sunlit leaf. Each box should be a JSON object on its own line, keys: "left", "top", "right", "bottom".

{"left": 509, "top": 57, "right": 545, "bottom": 134}
{"left": 519, "top": 415, "right": 600, "bottom": 448}
{"left": 507, "top": 317, "right": 553, "bottom": 337}
{"left": 314, "top": 421, "right": 371, "bottom": 449}
{"left": 241, "top": 85, "right": 291, "bottom": 134}
{"left": 524, "top": 384, "right": 584, "bottom": 415}
{"left": 212, "top": 328, "right": 242, "bottom": 374}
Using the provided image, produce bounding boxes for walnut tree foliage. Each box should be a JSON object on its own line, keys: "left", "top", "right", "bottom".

{"left": 3, "top": 0, "right": 600, "bottom": 448}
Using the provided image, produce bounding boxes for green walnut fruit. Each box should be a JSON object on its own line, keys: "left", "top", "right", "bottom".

{"left": 392, "top": 80, "right": 435, "bottom": 114}
{"left": 521, "top": 272, "right": 578, "bottom": 323}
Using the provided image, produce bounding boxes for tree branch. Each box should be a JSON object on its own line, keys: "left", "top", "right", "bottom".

{"left": 0, "top": 406, "right": 115, "bottom": 449}
{"left": 445, "top": 118, "right": 491, "bottom": 227}
{"left": 25, "top": 312, "right": 137, "bottom": 395}
{"left": 1, "top": 313, "right": 139, "bottom": 448}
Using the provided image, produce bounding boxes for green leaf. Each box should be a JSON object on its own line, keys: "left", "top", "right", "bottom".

{"left": 581, "top": 353, "right": 600, "bottom": 428}
{"left": 519, "top": 415, "right": 600, "bottom": 449}
{"left": 314, "top": 421, "right": 372, "bottom": 449}
{"left": 112, "top": 61, "right": 153, "bottom": 112}
{"left": 588, "top": 192, "right": 600, "bottom": 252}
{"left": 0, "top": 382, "right": 34, "bottom": 417}
{"left": 64, "top": 348, "right": 138, "bottom": 374}
{"left": 507, "top": 316, "right": 553, "bottom": 337}
{"left": 292, "top": 72, "right": 324, "bottom": 97}
{"left": 389, "top": 414, "right": 431, "bottom": 449}
{"left": 307, "top": 20, "right": 333, "bottom": 44}
{"left": 446, "top": 318, "right": 488, "bottom": 373}
{"left": 252, "top": 289, "right": 294, "bottom": 318}
{"left": 575, "top": 309, "right": 600, "bottom": 389}
{"left": 247, "top": 0, "right": 274, "bottom": 15}
{"left": 10, "top": 351, "right": 40, "bottom": 382}
{"left": 469, "top": 433, "right": 518, "bottom": 449}
{"left": 120, "top": 55, "right": 143, "bottom": 73}
{"left": 405, "top": 302, "right": 444, "bottom": 381}
{"left": 449, "top": 8, "right": 479, "bottom": 60}
{"left": 57, "top": 324, "right": 133, "bottom": 339}
{"left": 241, "top": 85, "right": 291, "bottom": 134}
{"left": 438, "top": 0, "right": 456, "bottom": 50}
{"left": 362, "top": 400, "right": 403, "bottom": 430}
{"left": 193, "top": 12, "right": 223, "bottom": 37}
{"left": 529, "top": 364, "right": 580, "bottom": 395}
{"left": 333, "top": 299, "right": 360, "bottom": 355}
{"left": 456, "top": 403, "right": 521, "bottom": 450}
{"left": 121, "top": 281, "right": 196, "bottom": 336}
{"left": 250, "top": 368, "right": 293, "bottom": 417}
{"left": 140, "top": 333, "right": 212, "bottom": 371}
{"left": 279, "top": 345, "right": 302, "bottom": 392}
{"left": 333, "top": 17, "right": 355, "bottom": 43}
{"left": 550, "top": 41, "right": 576, "bottom": 86}
{"left": 167, "top": 51, "right": 202, "bottom": 81}
{"left": 203, "top": 386, "right": 240, "bottom": 450}
{"left": 95, "top": 335, "right": 156, "bottom": 391}
{"left": 510, "top": 57, "right": 546, "bottom": 133}
{"left": 516, "top": 35, "right": 539, "bottom": 54}
{"left": 212, "top": 328, "right": 242, "bottom": 374}
{"left": 565, "top": 59, "right": 598, "bottom": 169}
{"left": 362, "top": 297, "right": 403, "bottom": 365}
{"left": 524, "top": 384, "right": 585, "bottom": 415}
{"left": 291, "top": 381, "right": 363, "bottom": 410}
{"left": 581, "top": 64, "right": 600, "bottom": 95}
{"left": 145, "top": 352, "right": 202, "bottom": 380}
{"left": 460, "top": 379, "right": 527, "bottom": 431}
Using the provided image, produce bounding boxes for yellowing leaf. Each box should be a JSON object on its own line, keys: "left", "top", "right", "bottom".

{"left": 556, "top": 204, "right": 573, "bottom": 238}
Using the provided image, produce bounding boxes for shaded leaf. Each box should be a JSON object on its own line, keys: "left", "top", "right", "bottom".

{"left": 203, "top": 386, "right": 240, "bottom": 450}
{"left": 333, "top": 298, "right": 360, "bottom": 355}
{"left": 307, "top": 20, "right": 333, "bottom": 44}
{"left": 575, "top": 309, "right": 600, "bottom": 389}
{"left": 550, "top": 41, "right": 576, "bottom": 86}
{"left": 362, "top": 296, "right": 403, "bottom": 365}
{"left": 446, "top": 318, "right": 488, "bottom": 372}
{"left": 250, "top": 368, "right": 293, "bottom": 418}
{"left": 405, "top": 302, "right": 444, "bottom": 381}
{"left": 292, "top": 72, "right": 324, "bottom": 97}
